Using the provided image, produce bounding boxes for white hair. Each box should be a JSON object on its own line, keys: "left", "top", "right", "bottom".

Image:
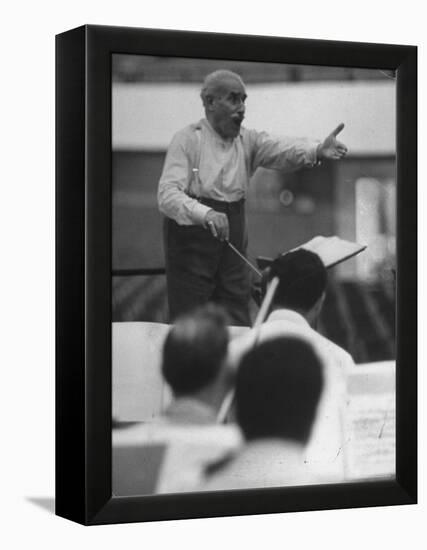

{"left": 200, "top": 70, "right": 245, "bottom": 106}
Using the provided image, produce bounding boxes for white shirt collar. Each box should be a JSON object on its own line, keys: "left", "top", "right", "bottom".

{"left": 164, "top": 397, "right": 217, "bottom": 425}
{"left": 266, "top": 308, "right": 310, "bottom": 329}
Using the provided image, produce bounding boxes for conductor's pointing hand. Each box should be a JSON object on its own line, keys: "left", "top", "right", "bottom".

{"left": 317, "top": 123, "right": 348, "bottom": 161}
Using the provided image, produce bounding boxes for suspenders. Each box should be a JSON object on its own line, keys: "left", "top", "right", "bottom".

{"left": 188, "top": 123, "right": 250, "bottom": 199}
{"left": 190, "top": 126, "right": 203, "bottom": 198}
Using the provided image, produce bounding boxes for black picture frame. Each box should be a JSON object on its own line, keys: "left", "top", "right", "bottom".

{"left": 55, "top": 24, "right": 417, "bottom": 526}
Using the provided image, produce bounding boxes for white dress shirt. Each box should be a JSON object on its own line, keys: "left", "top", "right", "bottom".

{"left": 228, "top": 308, "right": 355, "bottom": 482}
{"left": 158, "top": 118, "right": 320, "bottom": 225}
{"left": 196, "top": 438, "right": 321, "bottom": 492}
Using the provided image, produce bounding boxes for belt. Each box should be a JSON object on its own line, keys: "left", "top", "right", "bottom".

{"left": 190, "top": 195, "right": 245, "bottom": 213}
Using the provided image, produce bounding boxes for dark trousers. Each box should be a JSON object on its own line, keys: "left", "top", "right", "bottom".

{"left": 164, "top": 199, "right": 251, "bottom": 326}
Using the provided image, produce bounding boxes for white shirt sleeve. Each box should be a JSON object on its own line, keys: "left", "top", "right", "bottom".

{"left": 157, "top": 129, "right": 212, "bottom": 226}
{"left": 246, "top": 129, "right": 320, "bottom": 174}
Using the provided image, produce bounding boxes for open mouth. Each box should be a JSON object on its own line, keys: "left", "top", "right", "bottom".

{"left": 231, "top": 115, "right": 244, "bottom": 126}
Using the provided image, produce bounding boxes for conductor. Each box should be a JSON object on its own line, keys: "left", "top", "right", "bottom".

{"left": 158, "top": 70, "right": 347, "bottom": 325}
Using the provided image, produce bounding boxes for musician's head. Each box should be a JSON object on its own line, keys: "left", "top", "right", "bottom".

{"left": 200, "top": 70, "right": 246, "bottom": 140}
{"left": 162, "top": 304, "right": 231, "bottom": 410}
{"left": 236, "top": 335, "right": 324, "bottom": 445}
{"left": 267, "top": 249, "right": 327, "bottom": 325}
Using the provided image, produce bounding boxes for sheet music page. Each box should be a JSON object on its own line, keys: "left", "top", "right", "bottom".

{"left": 299, "top": 235, "right": 366, "bottom": 268}
{"left": 343, "top": 362, "right": 395, "bottom": 480}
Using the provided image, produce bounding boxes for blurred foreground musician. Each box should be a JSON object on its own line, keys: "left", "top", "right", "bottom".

{"left": 113, "top": 305, "right": 242, "bottom": 495}
{"left": 228, "top": 249, "right": 355, "bottom": 480}
{"left": 161, "top": 305, "right": 237, "bottom": 425}
{"left": 156, "top": 304, "right": 242, "bottom": 492}
{"left": 261, "top": 248, "right": 354, "bottom": 369}
{"left": 198, "top": 336, "right": 325, "bottom": 491}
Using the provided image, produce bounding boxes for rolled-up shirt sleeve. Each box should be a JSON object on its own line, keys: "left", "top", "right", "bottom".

{"left": 246, "top": 129, "right": 320, "bottom": 174}
{"left": 158, "top": 130, "right": 212, "bottom": 226}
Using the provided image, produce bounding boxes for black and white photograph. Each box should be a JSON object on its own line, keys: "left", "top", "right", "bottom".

{"left": 111, "top": 54, "right": 397, "bottom": 496}
{"left": 3, "top": 0, "right": 423, "bottom": 546}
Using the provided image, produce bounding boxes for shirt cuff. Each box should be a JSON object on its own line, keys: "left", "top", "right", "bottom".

{"left": 190, "top": 201, "right": 212, "bottom": 225}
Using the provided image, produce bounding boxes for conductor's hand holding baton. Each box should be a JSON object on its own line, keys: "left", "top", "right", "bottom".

{"left": 204, "top": 209, "right": 261, "bottom": 277}
{"left": 205, "top": 210, "right": 229, "bottom": 241}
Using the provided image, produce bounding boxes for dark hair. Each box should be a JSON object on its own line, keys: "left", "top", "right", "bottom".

{"left": 268, "top": 249, "right": 327, "bottom": 312}
{"left": 162, "top": 304, "right": 229, "bottom": 396}
{"left": 235, "top": 336, "right": 324, "bottom": 444}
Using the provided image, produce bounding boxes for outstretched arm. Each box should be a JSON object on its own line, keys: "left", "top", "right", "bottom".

{"left": 317, "top": 123, "right": 348, "bottom": 161}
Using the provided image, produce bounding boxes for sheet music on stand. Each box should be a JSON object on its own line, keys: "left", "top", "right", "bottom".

{"left": 257, "top": 235, "right": 366, "bottom": 271}
{"left": 342, "top": 361, "right": 396, "bottom": 481}
{"left": 293, "top": 235, "right": 366, "bottom": 268}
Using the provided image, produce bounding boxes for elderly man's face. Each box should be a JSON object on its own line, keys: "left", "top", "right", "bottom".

{"left": 208, "top": 76, "right": 247, "bottom": 140}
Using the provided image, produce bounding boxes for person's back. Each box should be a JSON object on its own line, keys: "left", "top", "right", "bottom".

{"left": 156, "top": 305, "right": 243, "bottom": 492}
{"left": 197, "top": 336, "right": 325, "bottom": 492}
{"left": 261, "top": 317, "right": 348, "bottom": 482}
{"left": 113, "top": 305, "right": 243, "bottom": 494}
{"left": 113, "top": 419, "right": 241, "bottom": 495}
{"left": 230, "top": 249, "right": 354, "bottom": 368}
{"left": 227, "top": 249, "right": 353, "bottom": 481}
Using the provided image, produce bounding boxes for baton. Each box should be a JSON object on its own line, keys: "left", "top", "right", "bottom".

{"left": 226, "top": 241, "right": 262, "bottom": 278}
{"left": 207, "top": 220, "right": 262, "bottom": 278}
{"left": 216, "top": 276, "right": 280, "bottom": 423}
